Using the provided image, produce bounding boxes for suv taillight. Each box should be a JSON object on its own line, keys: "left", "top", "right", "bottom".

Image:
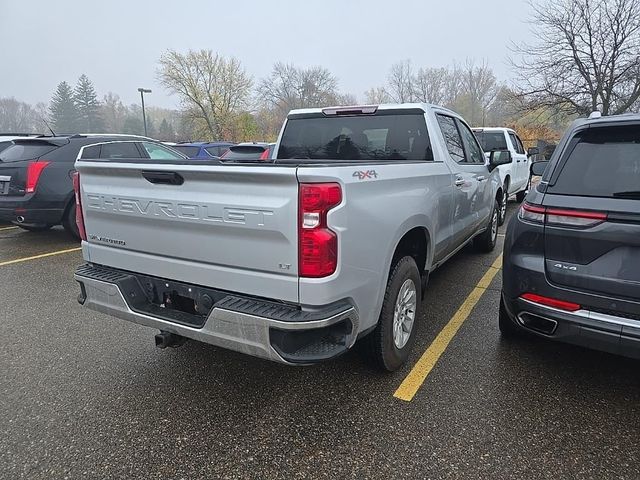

{"left": 519, "top": 202, "right": 607, "bottom": 228}
{"left": 298, "top": 183, "right": 342, "bottom": 278}
{"left": 259, "top": 149, "right": 270, "bottom": 160}
{"left": 72, "top": 171, "right": 87, "bottom": 241}
{"left": 25, "top": 161, "right": 51, "bottom": 193}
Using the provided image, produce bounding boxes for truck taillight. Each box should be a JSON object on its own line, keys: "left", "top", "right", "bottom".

{"left": 72, "top": 171, "right": 87, "bottom": 241}
{"left": 298, "top": 183, "right": 342, "bottom": 278}
{"left": 519, "top": 202, "right": 607, "bottom": 228}
{"left": 25, "top": 161, "right": 51, "bottom": 193}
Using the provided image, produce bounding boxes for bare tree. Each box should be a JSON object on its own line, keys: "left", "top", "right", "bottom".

{"left": 0, "top": 97, "right": 42, "bottom": 132}
{"left": 387, "top": 60, "right": 415, "bottom": 103}
{"left": 460, "top": 59, "right": 498, "bottom": 125}
{"left": 158, "top": 49, "right": 252, "bottom": 139}
{"left": 413, "top": 67, "right": 448, "bottom": 104}
{"left": 364, "top": 87, "right": 392, "bottom": 104}
{"left": 257, "top": 62, "right": 339, "bottom": 119}
{"left": 511, "top": 0, "right": 640, "bottom": 115}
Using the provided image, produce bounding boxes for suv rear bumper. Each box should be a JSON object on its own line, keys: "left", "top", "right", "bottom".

{"left": 75, "top": 264, "right": 359, "bottom": 365}
{"left": 502, "top": 293, "right": 640, "bottom": 360}
{"left": 0, "top": 197, "right": 65, "bottom": 226}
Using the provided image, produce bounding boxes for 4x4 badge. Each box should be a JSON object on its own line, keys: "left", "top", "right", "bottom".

{"left": 353, "top": 170, "right": 378, "bottom": 180}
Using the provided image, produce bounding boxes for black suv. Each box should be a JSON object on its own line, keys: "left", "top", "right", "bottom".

{"left": 0, "top": 135, "right": 186, "bottom": 238}
{"left": 501, "top": 114, "right": 640, "bottom": 359}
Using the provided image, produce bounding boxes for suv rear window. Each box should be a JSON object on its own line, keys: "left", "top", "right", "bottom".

{"left": 0, "top": 142, "right": 58, "bottom": 163}
{"left": 549, "top": 125, "right": 640, "bottom": 198}
{"left": 474, "top": 131, "right": 507, "bottom": 151}
{"left": 173, "top": 145, "right": 200, "bottom": 158}
{"left": 222, "top": 146, "right": 268, "bottom": 161}
{"left": 277, "top": 113, "right": 433, "bottom": 161}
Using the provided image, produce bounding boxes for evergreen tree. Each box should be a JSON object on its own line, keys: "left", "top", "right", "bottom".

{"left": 74, "top": 74, "right": 103, "bottom": 132}
{"left": 122, "top": 115, "right": 144, "bottom": 135}
{"left": 158, "top": 118, "right": 174, "bottom": 141}
{"left": 49, "top": 81, "right": 79, "bottom": 133}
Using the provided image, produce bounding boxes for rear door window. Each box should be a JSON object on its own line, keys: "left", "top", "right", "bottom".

{"left": 549, "top": 125, "right": 640, "bottom": 198}
{"left": 100, "top": 142, "right": 142, "bottom": 159}
{"left": 508, "top": 132, "right": 525, "bottom": 154}
{"left": 0, "top": 142, "right": 58, "bottom": 163}
{"left": 278, "top": 113, "right": 433, "bottom": 161}
{"left": 436, "top": 115, "right": 465, "bottom": 163}
{"left": 456, "top": 120, "right": 485, "bottom": 164}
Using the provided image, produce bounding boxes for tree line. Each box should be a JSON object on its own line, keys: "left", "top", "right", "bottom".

{"left": 2, "top": 0, "right": 638, "bottom": 144}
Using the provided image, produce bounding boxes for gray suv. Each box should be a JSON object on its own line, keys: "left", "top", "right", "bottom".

{"left": 501, "top": 113, "right": 640, "bottom": 359}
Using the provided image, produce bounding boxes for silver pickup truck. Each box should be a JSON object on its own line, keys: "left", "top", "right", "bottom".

{"left": 73, "top": 103, "right": 508, "bottom": 371}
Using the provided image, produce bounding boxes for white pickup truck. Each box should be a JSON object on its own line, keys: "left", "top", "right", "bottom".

{"left": 73, "top": 104, "right": 508, "bottom": 371}
{"left": 473, "top": 127, "right": 537, "bottom": 225}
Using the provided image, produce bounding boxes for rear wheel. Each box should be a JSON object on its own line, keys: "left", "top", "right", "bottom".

{"left": 474, "top": 200, "right": 499, "bottom": 252}
{"left": 362, "top": 256, "right": 421, "bottom": 372}
{"left": 515, "top": 189, "right": 527, "bottom": 203}
{"left": 18, "top": 225, "right": 53, "bottom": 232}
{"left": 62, "top": 203, "right": 80, "bottom": 240}
{"left": 499, "top": 296, "right": 523, "bottom": 338}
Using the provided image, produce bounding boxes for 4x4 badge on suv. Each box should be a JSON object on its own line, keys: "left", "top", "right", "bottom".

{"left": 553, "top": 263, "right": 577, "bottom": 271}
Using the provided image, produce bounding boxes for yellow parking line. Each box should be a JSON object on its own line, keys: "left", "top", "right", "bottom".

{"left": 0, "top": 226, "right": 18, "bottom": 231}
{"left": 394, "top": 253, "right": 503, "bottom": 402}
{"left": 0, "top": 247, "right": 81, "bottom": 267}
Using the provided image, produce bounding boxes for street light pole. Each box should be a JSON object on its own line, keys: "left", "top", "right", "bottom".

{"left": 137, "top": 88, "right": 152, "bottom": 136}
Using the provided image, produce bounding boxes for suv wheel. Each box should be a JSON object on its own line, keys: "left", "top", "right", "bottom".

{"left": 474, "top": 200, "right": 499, "bottom": 252}
{"left": 62, "top": 203, "right": 80, "bottom": 240}
{"left": 362, "top": 256, "right": 421, "bottom": 371}
{"left": 499, "top": 296, "right": 523, "bottom": 338}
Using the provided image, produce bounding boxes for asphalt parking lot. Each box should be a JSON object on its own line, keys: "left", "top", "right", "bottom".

{"left": 1, "top": 204, "right": 639, "bottom": 480}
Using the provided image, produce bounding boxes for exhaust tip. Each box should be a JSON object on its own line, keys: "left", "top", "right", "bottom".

{"left": 16, "top": 216, "right": 25, "bottom": 223}
{"left": 517, "top": 312, "right": 558, "bottom": 335}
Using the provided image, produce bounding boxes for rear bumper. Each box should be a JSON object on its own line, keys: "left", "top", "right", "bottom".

{"left": 502, "top": 294, "right": 640, "bottom": 360}
{"left": 0, "top": 197, "right": 64, "bottom": 226}
{"left": 75, "top": 264, "right": 359, "bottom": 365}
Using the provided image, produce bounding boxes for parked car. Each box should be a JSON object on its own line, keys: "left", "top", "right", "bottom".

{"left": 73, "top": 103, "right": 507, "bottom": 371}
{"left": 0, "top": 134, "right": 41, "bottom": 154}
{"left": 220, "top": 142, "right": 276, "bottom": 161}
{"left": 170, "top": 142, "right": 235, "bottom": 159}
{"left": 473, "top": 127, "right": 537, "bottom": 225}
{"left": 0, "top": 135, "right": 186, "bottom": 238}
{"left": 501, "top": 113, "right": 640, "bottom": 360}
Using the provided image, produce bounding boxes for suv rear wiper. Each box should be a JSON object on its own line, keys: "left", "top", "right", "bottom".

{"left": 612, "top": 191, "right": 640, "bottom": 199}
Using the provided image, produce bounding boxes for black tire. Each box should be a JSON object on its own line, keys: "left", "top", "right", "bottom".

{"left": 62, "top": 202, "right": 80, "bottom": 240}
{"left": 515, "top": 189, "right": 527, "bottom": 203}
{"left": 474, "top": 200, "right": 499, "bottom": 252}
{"left": 361, "top": 256, "right": 422, "bottom": 372}
{"left": 499, "top": 296, "right": 523, "bottom": 338}
{"left": 18, "top": 225, "right": 53, "bottom": 232}
{"left": 498, "top": 185, "right": 508, "bottom": 226}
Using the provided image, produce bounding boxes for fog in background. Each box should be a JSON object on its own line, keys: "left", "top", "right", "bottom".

{"left": 0, "top": 0, "right": 533, "bottom": 108}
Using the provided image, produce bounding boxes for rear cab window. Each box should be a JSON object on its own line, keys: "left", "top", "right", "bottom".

{"left": 474, "top": 130, "right": 508, "bottom": 151}
{"left": 549, "top": 125, "right": 640, "bottom": 198}
{"left": 278, "top": 110, "right": 434, "bottom": 161}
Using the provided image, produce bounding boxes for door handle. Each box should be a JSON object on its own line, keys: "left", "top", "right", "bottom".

{"left": 476, "top": 175, "right": 487, "bottom": 182}
{"left": 141, "top": 171, "right": 184, "bottom": 185}
{"left": 455, "top": 178, "right": 465, "bottom": 187}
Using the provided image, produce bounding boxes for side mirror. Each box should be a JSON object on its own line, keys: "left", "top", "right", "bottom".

{"left": 527, "top": 147, "right": 539, "bottom": 157}
{"left": 488, "top": 150, "right": 512, "bottom": 171}
{"left": 530, "top": 161, "right": 549, "bottom": 177}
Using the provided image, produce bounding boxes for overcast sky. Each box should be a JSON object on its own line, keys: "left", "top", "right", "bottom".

{"left": 1, "top": 0, "right": 534, "bottom": 109}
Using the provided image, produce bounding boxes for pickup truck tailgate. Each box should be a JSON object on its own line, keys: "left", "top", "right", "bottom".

{"left": 75, "top": 161, "right": 300, "bottom": 303}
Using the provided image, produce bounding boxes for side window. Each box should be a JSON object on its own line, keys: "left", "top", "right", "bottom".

{"left": 142, "top": 142, "right": 184, "bottom": 160}
{"left": 508, "top": 133, "right": 525, "bottom": 154}
{"left": 515, "top": 135, "right": 526, "bottom": 155}
{"left": 436, "top": 115, "right": 465, "bottom": 163}
{"left": 100, "top": 142, "right": 142, "bottom": 159}
{"left": 456, "top": 119, "right": 485, "bottom": 164}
